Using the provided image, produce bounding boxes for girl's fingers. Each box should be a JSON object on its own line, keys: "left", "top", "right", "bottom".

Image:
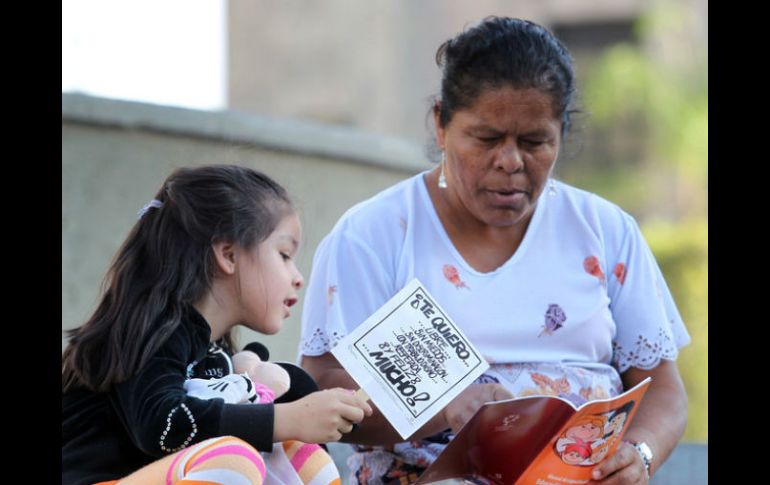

{"left": 334, "top": 388, "right": 374, "bottom": 415}
{"left": 340, "top": 402, "right": 366, "bottom": 423}
{"left": 338, "top": 419, "right": 355, "bottom": 434}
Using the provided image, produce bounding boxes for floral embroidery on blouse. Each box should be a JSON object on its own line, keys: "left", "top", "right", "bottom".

{"left": 612, "top": 327, "right": 679, "bottom": 372}
{"left": 475, "top": 373, "right": 500, "bottom": 384}
{"left": 399, "top": 217, "right": 407, "bottom": 233}
{"left": 301, "top": 327, "right": 346, "bottom": 354}
{"left": 654, "top": 279, "right": 664, "bottom": 301}
{"left": 613, "top": 263, "right": 627, "bottom": 285}
{"left": 538, "top": 303, "right": 567, "bottom": 337}
{"left": 516, "top": 372, "right": 607, "bottom": 407}
{"left": 349, "top": 449, "right": 425, "bottom": 485}
{"left": 583, "top": 256, "right": 606, "bottom": 286}
{"left": 442, "top": 264, "right": 470, "bottom": 290}
{"left": 327, "top": 284, "right": 337, "bottom": 306}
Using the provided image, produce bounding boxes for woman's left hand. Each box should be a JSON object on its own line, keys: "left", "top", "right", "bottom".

{"left": 443, "top": 383, "right": 513, "bottom": 434}
{"left": 590, "top": 441, "right": 648, "bottom": 484}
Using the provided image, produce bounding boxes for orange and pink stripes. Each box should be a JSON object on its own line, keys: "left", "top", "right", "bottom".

{"left": 97, "top": 436, "right": 342, "bottom": 485}
{"left": 282, "top": 440, "right": 341, "bottom": 485}
{"left": 166, "top": 436, "right": 265, "bottom": 485}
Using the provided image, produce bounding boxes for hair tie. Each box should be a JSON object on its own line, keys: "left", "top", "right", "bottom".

{"left": 137, "top": 199, "right": 164, "bottom": 219}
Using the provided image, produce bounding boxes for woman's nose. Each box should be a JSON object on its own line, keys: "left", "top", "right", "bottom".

{"left": 494, "top": 141, "right": 524, "bottom": 173}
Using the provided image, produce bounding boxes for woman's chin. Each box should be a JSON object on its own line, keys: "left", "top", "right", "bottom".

{"left": 478, "top": 207, "right": 531, "bottom": 228}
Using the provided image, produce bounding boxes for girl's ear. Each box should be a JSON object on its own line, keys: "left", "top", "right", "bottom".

{"left": 212, "top": 241, "right": 237, "bottom": 275}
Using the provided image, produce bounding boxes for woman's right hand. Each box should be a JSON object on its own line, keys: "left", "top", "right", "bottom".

{"left": 274, "top": 387, "right": 373, "bottom": 443}
{"left": 443, "top": 383, "right": 513, "bottom": 434}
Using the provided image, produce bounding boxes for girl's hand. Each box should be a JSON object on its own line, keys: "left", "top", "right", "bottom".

{"left": 443, "top": 383, "right": 513, "bottom": 434}
{"left": 274, "top": 388, "right": 373, "bottom": 443}
{"left": 590, "top": 441, "right": 649, "bottom": 484}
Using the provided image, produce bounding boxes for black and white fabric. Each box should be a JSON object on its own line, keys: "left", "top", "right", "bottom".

{"left": 184, "top": 373, "right": 258, "bottom": 404}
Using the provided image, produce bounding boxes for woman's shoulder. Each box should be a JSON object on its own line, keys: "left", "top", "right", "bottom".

{"left": 548, "top": 181, "right": 645, "bottom": 263}
{"left": 552, "top": 180, "right": 637, "bottom": 231}
{"left": 327, "top": 173, "right": 424, "bottom": 240}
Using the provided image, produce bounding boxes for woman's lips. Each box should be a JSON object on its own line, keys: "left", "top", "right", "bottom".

{"left": 486, "top": 189, "right": 528, "bottom": 206}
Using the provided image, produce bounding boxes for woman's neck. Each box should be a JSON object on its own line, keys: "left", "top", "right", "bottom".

{"left": 424, "top": 168, "right": 531, "bottom": 272}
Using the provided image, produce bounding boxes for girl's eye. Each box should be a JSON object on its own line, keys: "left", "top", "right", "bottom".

{"left": 280, "top": 252, "right": 291, "bottom": 261}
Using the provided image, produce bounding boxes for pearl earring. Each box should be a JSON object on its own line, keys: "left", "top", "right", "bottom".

{"left": 438, "top": 152, "right": 447, "bottom": 189}
{"left": 548, "top": 179, "right": 557, "bottom": 196}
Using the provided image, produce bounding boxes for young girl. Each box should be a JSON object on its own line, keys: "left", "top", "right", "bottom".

{"left": 62, "top": 165, "right": 372, "bottom": 485}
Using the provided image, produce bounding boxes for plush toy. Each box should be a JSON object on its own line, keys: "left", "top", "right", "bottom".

{"left": 232, "top": 347, "right": 290, "bottom": 402}
{"left": 184, "top": 341, "right": 318, "bottom": 405}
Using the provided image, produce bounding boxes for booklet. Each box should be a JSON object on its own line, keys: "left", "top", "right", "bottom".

{"left": 331, "top": 278, "right": 489, "bottom": 439}
{"left": 415, "top": 377, "right": 651, "bottom": 485}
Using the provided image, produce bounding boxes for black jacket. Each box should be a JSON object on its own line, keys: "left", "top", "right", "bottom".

{"left": 62, "top": 307, "right": 275, "bottom": 485}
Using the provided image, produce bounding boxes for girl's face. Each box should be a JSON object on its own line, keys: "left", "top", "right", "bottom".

{"left": 237, "top": 212, "right": 304, "bottom": 335}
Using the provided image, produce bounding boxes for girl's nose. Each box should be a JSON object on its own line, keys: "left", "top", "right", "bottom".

{"left": 293, "top": 272, "right": 305, "bottom": 290}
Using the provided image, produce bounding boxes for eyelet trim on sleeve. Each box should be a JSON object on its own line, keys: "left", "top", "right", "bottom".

{"left": 612, "top": 327, "right": 679, "bottom": 373}
{"left": 159, "top": 403, "right": 197, "bottom": 453}
{"left": 300, "top": 328, "right": 346, "bottom": 355}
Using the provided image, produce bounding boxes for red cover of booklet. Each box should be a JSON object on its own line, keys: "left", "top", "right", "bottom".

{"left": 415, "top": 378, "right": 651, "bottom": 485}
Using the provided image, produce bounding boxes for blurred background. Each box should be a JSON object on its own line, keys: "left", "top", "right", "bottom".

{"left": 62, "top": 0, "right": 707, "bottom": 444}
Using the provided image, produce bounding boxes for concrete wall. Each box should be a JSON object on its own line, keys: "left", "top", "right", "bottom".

{"left": 62, "top": 93, "right": 430, "bottom": 361}
{"left": 227, "top": 0, "right": 648, "bottom": 146}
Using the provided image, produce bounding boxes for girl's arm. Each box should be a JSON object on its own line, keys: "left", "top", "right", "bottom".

{"left": 301, "top": 354, "right": 415, "bottom": 445}
{"left": 301, "top": 352, "right": 513, "bottom": 445}
{"left": 110, "top": 325, "right": 277, "bottom": 455}
{"left": 590, "top": 359, "right": 688, "bottom": 483}
{"left": 273, "top": 387, "right": 372, "bottom": 443}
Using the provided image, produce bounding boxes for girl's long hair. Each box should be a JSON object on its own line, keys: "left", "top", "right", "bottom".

{"left": 62, "top": 164, "right": 292, "bottom": 393}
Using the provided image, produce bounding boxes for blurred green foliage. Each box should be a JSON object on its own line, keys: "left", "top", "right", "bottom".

{"left": 643, "top": 220, "right": 707, "bottom": 442}
{"left": 562, "top": 4, "right": 707, "bottom": 441}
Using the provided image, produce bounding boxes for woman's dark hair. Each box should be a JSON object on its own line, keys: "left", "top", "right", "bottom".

{"left": 435, "top": 16, "right": 578, "bottom": 138}
{"left": 62, "top": 164, "right": 293, "bottom": 393}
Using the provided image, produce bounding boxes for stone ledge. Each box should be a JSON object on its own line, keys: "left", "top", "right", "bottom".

{"left": 62, "top": 92, "right": 430, "bottom": 173}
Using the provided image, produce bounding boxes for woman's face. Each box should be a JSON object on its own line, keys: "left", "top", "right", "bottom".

{"left": 435, "top": 86, "right": 562, "bottom": 228}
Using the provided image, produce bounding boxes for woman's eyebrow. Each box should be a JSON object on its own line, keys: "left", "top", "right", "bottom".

{"left": 467, "top": 125, "right": 502, "bottom": 134}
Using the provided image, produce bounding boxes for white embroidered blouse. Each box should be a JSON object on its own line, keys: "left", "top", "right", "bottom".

{"left": 298, "top": 172, "right": 690, "bottom": 477}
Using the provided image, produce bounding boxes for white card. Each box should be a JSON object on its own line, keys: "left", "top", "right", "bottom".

{"left": 331, "top": 278, "right": 489, "bottom": 439}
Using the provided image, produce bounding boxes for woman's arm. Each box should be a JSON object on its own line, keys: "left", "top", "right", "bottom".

{"left": 591, "top": 359, "right": 688, "bottom": 484}
{"left": 301, "top": 352, "right": 513, "bottom": 445}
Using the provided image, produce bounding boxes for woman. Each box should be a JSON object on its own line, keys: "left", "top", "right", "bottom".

{"left": 299, "top": 17, "right": 689, "bottom": 485}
